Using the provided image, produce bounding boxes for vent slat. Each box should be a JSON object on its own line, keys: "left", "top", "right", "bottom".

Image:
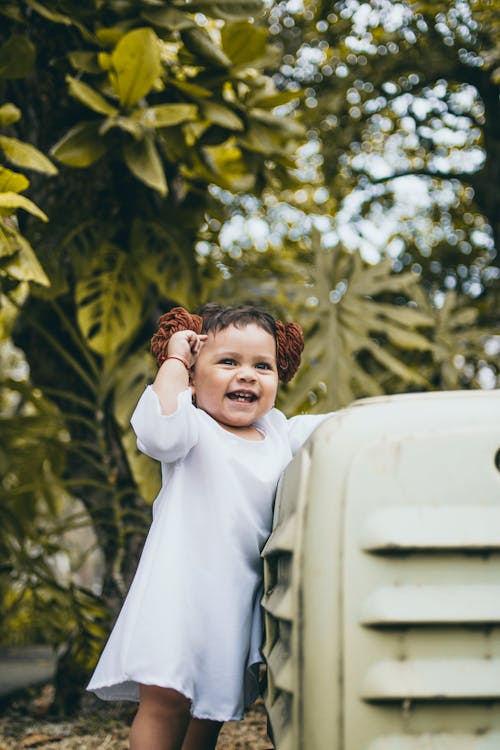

{"left": 262, "top": 513, "right": 297, "bottom": 556}
{"left": 267, "top": 691, "right": 294, "bottom": 750}
{"left": 267, "top": 640, "right": 293, "bottom": 693}
{"left": 362, "top": 658, "right": 500, "bottom": 701}
{"left": 361, "top": 507, "right": 500, "bottom": 551}
{"left": 360, "top": 584, "right": 500, "bottom": 625}
{"left": 262, "top": 585, "right": 294, "bottom": 621}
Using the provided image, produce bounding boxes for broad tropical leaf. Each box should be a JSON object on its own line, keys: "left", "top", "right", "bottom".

{"left": 283, "top": 234, "right": 435, "bottom": 412}
{"left": 113, "top": 350, "right": 160, "bottom": 504}
{"left": 75, "top": 243, "right": 145, "bottom": 356}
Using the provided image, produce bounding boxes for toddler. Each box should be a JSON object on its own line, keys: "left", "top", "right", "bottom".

{"left": 87, "top": 304, "right": 331, "bottom": 750}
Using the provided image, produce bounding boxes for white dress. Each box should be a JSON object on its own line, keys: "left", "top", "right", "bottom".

{"left": 87, "top": 386, "right": 329, "bottom": 721}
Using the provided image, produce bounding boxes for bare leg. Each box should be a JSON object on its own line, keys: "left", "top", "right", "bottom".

{"left": 130, "top": 685, "right": 192, "bottom": 750}
{"left": 181, "top": 718, "right": 223, "bottom": 750}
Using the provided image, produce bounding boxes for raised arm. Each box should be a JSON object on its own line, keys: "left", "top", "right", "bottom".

{"left": 152, "top": 329, "right": 206, "bottom": 414}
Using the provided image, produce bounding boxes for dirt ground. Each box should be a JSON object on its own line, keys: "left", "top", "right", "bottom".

{"left": 0, "top": 686, "right": 273, "bottom": 750}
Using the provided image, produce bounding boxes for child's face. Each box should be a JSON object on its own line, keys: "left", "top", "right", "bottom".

{"left": 191, "top": 323, "right": 279, "bottom": 430}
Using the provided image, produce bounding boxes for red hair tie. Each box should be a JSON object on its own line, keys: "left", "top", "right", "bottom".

{"left": 151, "top": 307, "right": 203, "bottom": 367}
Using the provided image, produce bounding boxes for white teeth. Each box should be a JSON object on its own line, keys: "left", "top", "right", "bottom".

{"left": 228, "top": 391, "right": 256, "bottom": 401}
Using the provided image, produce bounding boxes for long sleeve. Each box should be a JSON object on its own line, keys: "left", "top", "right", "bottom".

{"left": 130, "top": 386, "right": 199, "bottom": 463}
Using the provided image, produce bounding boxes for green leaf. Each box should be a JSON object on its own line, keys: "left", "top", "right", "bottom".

{"left": 181, "top": 28, "right": 231, "bottom": 68}
{"left": 200, "top": 101, "right": 244, "bottom": 130}
{"left": 250, "top": 109, "right": 305, "bottom": 137}
{"left": 0, "top": 192, "right": 48, "bottom": 221}
{"left": 123, "top": 136, "right": 167, "bottom": 196}
{"left": 0, "top": 166, "right": 29, "bottom": 194}
{"left": 75, "top": 244, "right": 145, "bottom": 356}
{"left": 221, "top": 22, "right": 268, "bottom": 66}
{"left": 247, "top": 88, "right": 301, "bottom": 108}
{"left": 0, "top": 136, "right": 58, "bottom": 175}
{"left": 0, "top": 103, "right": 21, "bottom": 126}
{"left": 121, "top": 430, "right": 160, "bottom": 506}
{"left": 0, "top": 35, "right": 36, "bottom": 79}
{"left": 202, "top": 142, "right": 255, "bottom": 191}
{"left": 175, "top": 0, "right": 263, "bottom": 21}
{"left": 66, "top": 76, "right": 119, "bottom": 116}
{"left": 364, "top": 340, "right": 430, "bottom": 385}
{"left": 99, "top": 115, "right": 144, "bottom": 138}
{"left": 51, "top": 121, "right": 107, "bottom": 167}
{"left": 68, "top": 51, "right": 102, "bottom": 74}
{"left": 238, "top": 121, "right": 283, "bottom": 155}
{"left": 110, "top": 28, "right": 162, "bottom": 108}
{"left": 113, "top": 350, "right": 154, "bottom": 429}
{"left": 167, "top": 78, "right": 213, "bottom": 99}
{"left": 25, "top": 0, "right": 72, "bottom": 25}
{"left": 3, "top": 233, "right": 50, "bottom": 286}
{"left": 142, "top": 7, "right": 195, "bottom": 30}
{"left": 141, "top": 103, "right": 198, "bottom": 127}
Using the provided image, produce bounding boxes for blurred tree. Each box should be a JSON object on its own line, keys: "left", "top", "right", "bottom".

{"left": 267, "top": 0, "right": 499, "bottom": 293}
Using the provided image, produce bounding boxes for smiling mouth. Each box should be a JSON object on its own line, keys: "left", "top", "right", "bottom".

{"left": 227, "top": 391, "right": 258, "bottom": 403}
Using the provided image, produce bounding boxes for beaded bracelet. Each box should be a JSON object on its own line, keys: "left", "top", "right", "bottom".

{"left": 161, "top": 355, "right": 191, "bottom": 370}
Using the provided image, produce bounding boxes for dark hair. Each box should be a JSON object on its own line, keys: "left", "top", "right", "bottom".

{"left": 197, "top": 303, "right": 276, "bottom": 339}
{"left": 151, "top": 304, "right": 304, "bottom": 383}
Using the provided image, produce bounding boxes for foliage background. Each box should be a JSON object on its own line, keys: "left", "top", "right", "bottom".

{"left": 0, "top": 0, "right": 498, "bottom": 710}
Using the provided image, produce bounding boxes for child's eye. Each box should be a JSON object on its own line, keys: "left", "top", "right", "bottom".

{"left": 255, "top": 362, "right": 272, "bottom": 370}
{"left": 219, "top": 358, "right": 237, "bottom": 366}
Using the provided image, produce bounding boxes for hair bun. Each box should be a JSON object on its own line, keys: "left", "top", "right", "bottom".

{"left": 275, "top": 321, "right": 304, "bottom": 383}
{"left": 151, "top": 307, "right": 203, "bottom": 367}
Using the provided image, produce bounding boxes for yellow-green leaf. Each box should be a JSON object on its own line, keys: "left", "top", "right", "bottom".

{"left": 66, "top": 75, "right": 118, "bottom": 116}
{"left": 0, "top": 34, "right": 36, "bottom": 79}
{"left": 68, "top": 50, "right": 102, "bottom": 74}
{"left": 110, "top": 28, "right": 162, "bottom": 108}
{"left": 123, "top": 136, "right": 167, "bottom": 196}
{"left": 142, "top": 7, "right": 195, "bottom": 30}
{"left": 181, "top": 28, "right": 231, "bottom": 68}
{"left": 99, "top": 115, "right": 143, "bottom": 138}
{"left": 0, "top": 165, "right": 29, "bottom": 193}
{"left": 0, "top": 192, "right": 48, "bottom": 221}
{"left": 76, "top": 244, "right": 145, "bottom": 356}
{"left": 200, "top": 101, "right": 244, "bottom": 130}
{"left": 0, "top": 103, "right": 21, "bottom": 126}
{"left": 142, "top": 103, "right": 198, "bottom": 127}
{"left": 3, "top": 233, "right": 50, "bottom": 286}
{"left": 0, "top": 136, "right": 58, "bottom": 175}
{"left": 221, "top": 21, "right": 267, "bottom": 66}
{"left": 178, "top": 0, "right": 263, "bottom": 21}
{"left": 25, "top": 0, "right": 72, "bottom": 25}
{"left": 51, "top": 121, "right": 107, "bottom": 167}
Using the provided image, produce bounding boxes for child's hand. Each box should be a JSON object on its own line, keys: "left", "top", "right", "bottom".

{"left": 167, "top": 330, "right": 207, "bottom": 367}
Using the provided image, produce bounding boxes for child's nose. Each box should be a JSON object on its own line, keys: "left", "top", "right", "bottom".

{"left": 237, "top": 365, "right": 256, "bottom": 381}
